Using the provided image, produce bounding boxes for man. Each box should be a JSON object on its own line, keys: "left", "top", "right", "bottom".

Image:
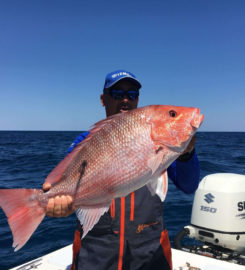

{"left": 43, "top": 70, "right": 200, "bottom": 270}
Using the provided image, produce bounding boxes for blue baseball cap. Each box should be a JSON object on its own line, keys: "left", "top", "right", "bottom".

{"left": 103, "top": 70, "right": 142, "bottom": 90}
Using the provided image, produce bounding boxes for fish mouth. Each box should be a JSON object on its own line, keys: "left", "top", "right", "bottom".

{"left": 191, "top": 109, "right": 204, "bottom": 129}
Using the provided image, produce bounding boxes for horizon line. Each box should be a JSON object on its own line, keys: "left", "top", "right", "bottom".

{"left": 0, "top": 130, "right": 244, "bottom": 133}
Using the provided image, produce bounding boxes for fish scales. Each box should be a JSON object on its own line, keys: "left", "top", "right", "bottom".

{"left": 68, "top": 108, "right": 154, "bottom": 206}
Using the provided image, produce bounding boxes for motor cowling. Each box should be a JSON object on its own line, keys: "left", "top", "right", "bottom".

{"left": 189, "top": 173, "right": 245, "bottom": 252}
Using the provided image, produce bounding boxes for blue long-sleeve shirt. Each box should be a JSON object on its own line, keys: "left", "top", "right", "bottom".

{"left": 67, "top": 131, "right": 200, "bottom": 194}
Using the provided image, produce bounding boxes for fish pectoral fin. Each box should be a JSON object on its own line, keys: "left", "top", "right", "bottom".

{"left": 76, "top": 205, "right": 110, "bottom": 238}
{"left": 147, "top": 146, "right": 164, "bottom": 175}
{"left": 146, "top": 171, "right": 168, "bottom": 202}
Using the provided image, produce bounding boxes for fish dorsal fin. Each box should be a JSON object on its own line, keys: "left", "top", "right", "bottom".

{"left": 45, "top": 142, "right": 87, "bottom": 186}
{"left": 146, "top": 171, "right": 168, "bottom": 202}
{"left": 76, "top": 205, "right": 110, "bottom": 238}
{"left": 45, "top": 114, "right": 122, "bottom": 186}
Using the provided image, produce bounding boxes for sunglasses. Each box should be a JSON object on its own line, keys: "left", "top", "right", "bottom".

{"left": 104, "top": 89, "right": 139, "bottom": 100}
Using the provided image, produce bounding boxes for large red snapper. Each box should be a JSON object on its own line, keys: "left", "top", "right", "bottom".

{"left": 0, "top": 105, "right": 203, "bottom": 251}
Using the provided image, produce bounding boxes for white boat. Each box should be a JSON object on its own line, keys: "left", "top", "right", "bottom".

{"left": 9, "top": 245, "right": 245, "bottom": 270}
{"left": 10, "top": 173, "right": 245, "bottom": 270}
{"left": 10, "top": 244, "right": 72, "bottom": 270}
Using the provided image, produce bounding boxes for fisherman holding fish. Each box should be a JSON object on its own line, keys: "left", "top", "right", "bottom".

{"left": 0, "top": 70, "right": 203, "bottom": 270}
{"left": 43, "top": 70, "right": 201, "bottom": 270}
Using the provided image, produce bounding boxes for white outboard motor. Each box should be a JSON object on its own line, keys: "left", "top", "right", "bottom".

{"left": 174, "top": 173, "right": 245, "bottom": 265}
{"left": 188, "top": 173, "right": 245, "bottom": 252}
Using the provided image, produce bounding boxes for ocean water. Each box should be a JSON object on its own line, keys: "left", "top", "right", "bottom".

{"left": 0, "top": 131, "right": 244, "bottom": 270}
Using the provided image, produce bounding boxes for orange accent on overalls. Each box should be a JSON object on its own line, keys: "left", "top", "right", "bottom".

{"left": 110, "top": 199, "right": 116, "bottom": 218}
{"left": 70, "top": 229, "right": 81, "bottom": 270}
{"left": 160, "top": 229, "right": 173, "bottom": 270}
{"left": 130, "top": 192, "right": 135, "bottom": 221}
{"left": 118, "top": 197, "right": 125, "bottom": 270}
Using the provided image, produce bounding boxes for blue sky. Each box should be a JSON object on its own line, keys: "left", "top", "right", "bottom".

{"left": 0, "top": 0, "right": 244, "bottom": 131}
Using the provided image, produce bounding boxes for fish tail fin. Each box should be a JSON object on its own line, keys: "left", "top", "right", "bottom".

{"left": 0, "top": 189, "right": 46, "bottom": 251}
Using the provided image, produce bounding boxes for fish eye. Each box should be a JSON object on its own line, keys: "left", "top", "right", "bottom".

{"left": 169, "top": 110, "right": 177, "bottom": 117}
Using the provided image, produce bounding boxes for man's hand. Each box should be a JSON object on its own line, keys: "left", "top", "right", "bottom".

{"left": 177, "top": 135, "right": 197, "bottom": 162}
{"left": 183, "top": 135, "right": 196, "bottom": 154}
{"left": 43, "top": 182, "right": 74, "bottom": 217}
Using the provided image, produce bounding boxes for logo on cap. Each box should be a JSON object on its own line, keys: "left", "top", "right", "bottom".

{"left": 111, "top": 71, "right": 133, "bottom": 79}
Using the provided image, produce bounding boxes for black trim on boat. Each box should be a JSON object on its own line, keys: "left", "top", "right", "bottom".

{"left": 190, "top": 224, "right": 245, "bottom": 235}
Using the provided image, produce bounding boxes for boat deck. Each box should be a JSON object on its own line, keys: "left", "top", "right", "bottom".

{"left": 10, "top": 245, "right": 245, "bottom": 270}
